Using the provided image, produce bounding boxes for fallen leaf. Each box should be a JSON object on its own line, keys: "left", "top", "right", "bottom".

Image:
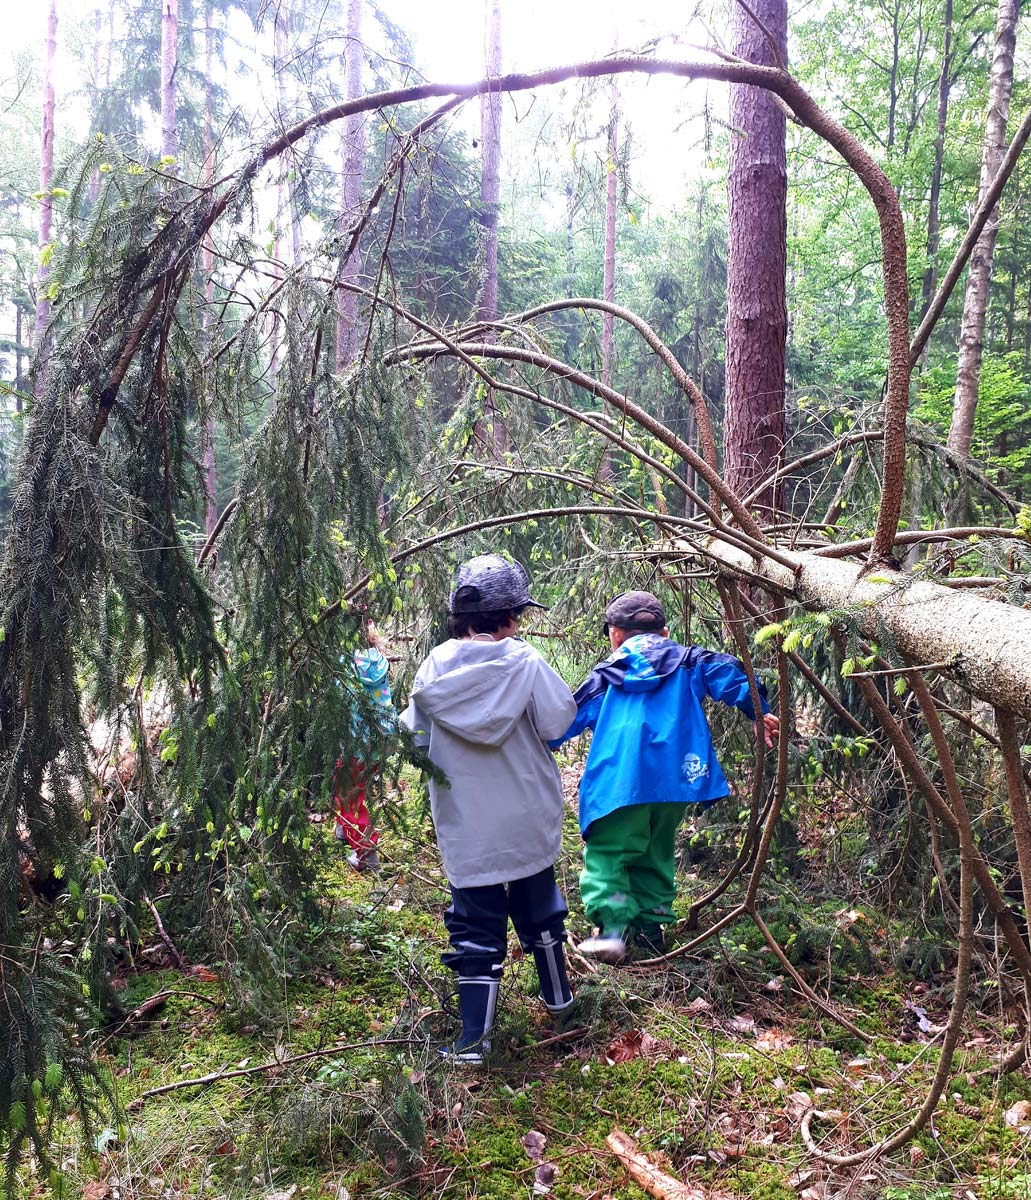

{"left": 192, "top": 965, "right": 218, "bottom": 982}
{"left": 726, "top": 1013, "right": 756, "bottom": 1036}
{"left": 765, "top": 976, "right": 785, "bottom": 992}
{"left": 756, "top": 1027, "right": 794, "bottom": 1051}
{"left": 845, "top": 1057, "right": 873, "bottom": 1074}
{"left": 602, "top": 1027, "right": 658, "bottom": 1065}
{"left": 533, "top": 1162, "right": 558, "bottom": 1194}
{"left": 1005, "top": 1100, "right": 1031, "bottom": 1128}
{"left": 687, "top": 995, "right": 712, "bottom": 1013}
{"left": 785, "top": 1092, "right": 813, "bottom": 1122}
{"left": 82, "top": 1183, "right": 111, "bottom": 1200}
{"left": 523, "top": 1130, "right": 548, "bottom": 1161}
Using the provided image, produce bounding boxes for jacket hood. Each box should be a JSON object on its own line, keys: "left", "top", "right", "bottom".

{"left": 595, "top": 633, "right": 690, "bottom": 694}
{"left": 354, "top": 647, "right": 389, "bottom": 688}
{"left": 411, "top": 638, "right": 542, "bottom": 746}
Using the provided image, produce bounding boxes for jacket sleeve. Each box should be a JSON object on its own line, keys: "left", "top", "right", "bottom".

{"left": 399, "top": 660, "right": 433, "bottom": 748}
{"left": 698, "top": 649, "right": 769, "bottom": 720}
{"left": 526, "top": 658, "right": 578, "bottom": 743}
{"left": 547, "top": 670, "right": 606, "bottom": 748}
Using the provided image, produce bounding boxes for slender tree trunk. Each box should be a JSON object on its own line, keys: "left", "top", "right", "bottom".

{"left": 34, "top": 0, "right": 57, "bottom": 360}
{"left": 475, "top": 0, "right": 506, "bottom": 452}
{"left": 919, "top": 0, "right": 953, "bottom": 326}
{"left": 89, "top": 6, "right": 103, "bottom": 204}
{"left": 201, "top": 0, "right": 217, "bottom": 535}
{"left": 336, "top": 0, "right": 365, "bottom": 371}
{"left": 947, "top": 0, "right": 1018, "bottom": 458}
{"left": 724, "top": 0, "right": 788, "bottom": 516}
{"left": 274, "top": 3, "right": 302, "bottom": 266}
{"left": 160, "top": 0, "right": 179, "bottom": 160}
{"left": 14, "top": 304, "right": 24, "bottom": 411}
{"left": 602, "top": 75, "right": 618, "bottom": 389}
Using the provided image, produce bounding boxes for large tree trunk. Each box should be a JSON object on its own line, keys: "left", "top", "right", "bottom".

{"left": 335, "top": 0, "right": 365, "bottom": 371}
{"left": 724, "top": 0, "right": 788, "bottom": 518}
{"left": 34, "top": 0, "right": 57, "bottom": 361}
{"left": 160, "top": 0, "right": 179, "bottom": 160}
{"left": 201, "top": 0, "right": 217, "bottom": 536}
{"left": 947, "top": 0, "right": 1018, "bottom": 458}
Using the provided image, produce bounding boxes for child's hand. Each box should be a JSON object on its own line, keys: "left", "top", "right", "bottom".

{"left": 755, "top": 713, "right": 780, "bottom": 748}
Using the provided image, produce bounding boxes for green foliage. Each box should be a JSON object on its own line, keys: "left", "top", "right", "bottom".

{"left": 917, "top": 352, "right": 1031, "bottom": 483}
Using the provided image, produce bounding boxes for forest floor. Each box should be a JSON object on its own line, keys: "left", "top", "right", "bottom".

{"left": 43, "top": 768, "right": 1031, "bottom": 1200}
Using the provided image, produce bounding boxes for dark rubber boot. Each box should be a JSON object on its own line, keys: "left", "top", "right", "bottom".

{"left": 441, "top": 976, "right": 499, "bottom": 1063}
{"left": 532, "top": 931, "right": 574, "bottom": 1013}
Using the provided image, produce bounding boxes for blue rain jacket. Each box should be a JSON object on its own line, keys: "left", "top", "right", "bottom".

{"left": 550, "top": 633, "right": 769, "bottom": 837}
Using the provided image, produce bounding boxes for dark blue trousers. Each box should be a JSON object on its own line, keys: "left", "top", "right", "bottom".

{"left": 442, "top": 864, "right": 569, "bottom": 978}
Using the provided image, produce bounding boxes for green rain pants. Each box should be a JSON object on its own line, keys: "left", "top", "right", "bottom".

{"left": 580, "top": 802, "right": 689, "bottom": 934}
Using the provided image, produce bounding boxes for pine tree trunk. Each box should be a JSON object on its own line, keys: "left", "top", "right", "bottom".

{"left": 201, "top": 0, "right": 217, "bottom": 535}
{"left": 160, "top": 0, "right": 179, "bottom": 161}
{"left": 919, "top": 0, "right": 952, "bottom": 326}
{"left": 947, "top": 0, "right": 1018, "bottom": 458}
{"left": 335, "top": 0, "right": 365, "bottom": 371}
{"left": 724, "top": 0, "right": 788, "bottom": 518}
{"left": 34, "top": 0, "right": 57, "bottom": 358}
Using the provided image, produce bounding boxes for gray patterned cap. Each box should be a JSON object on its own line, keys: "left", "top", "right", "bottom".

{"left": 449, "top": 554, "right": 547, "bottom": 614}
{"left": 604, "top": 590, "right": 665, "bottom": 630}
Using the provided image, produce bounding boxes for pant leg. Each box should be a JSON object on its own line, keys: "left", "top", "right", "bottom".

{"left": 334, "top": 759, "right": 380, "bottom": 853}
{"left": 580, "top": 805, "right": 654, "bottom": 932}
{"left": 627, "top": 802, "right": 688, "bottom": 929}
{"left": 507, "top": 865, "right": 569, "bottom": 949}
{"left": 441, "top": 883, "right": 509, "bottom": 979}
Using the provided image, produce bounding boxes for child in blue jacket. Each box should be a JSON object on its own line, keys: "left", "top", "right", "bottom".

{"left": 552, "top": 591, "right": 779, "bottom": 963}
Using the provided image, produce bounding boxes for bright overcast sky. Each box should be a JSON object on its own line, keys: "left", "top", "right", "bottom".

{"left": 4, "top": 0, "right": 729, "bottom": 210}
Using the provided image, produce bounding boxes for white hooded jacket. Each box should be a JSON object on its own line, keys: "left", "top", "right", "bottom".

{"left": 401, "top": 637, "right": 577, "bottom": 888}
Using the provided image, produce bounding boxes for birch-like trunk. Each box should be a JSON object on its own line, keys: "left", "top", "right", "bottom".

{"left": 601, "top": 75, "right": 618, "bottom": 389}
{"left": 474, "top": 0, "right": 506, "bottom": 452}
{"left": 201, "top": 0, "right": 217, "bottom": 535}
{"left": 88, "top": 6, "right": 103, "bottom": 204}
{"left": 724, "top": 0, "right": 788, "bottom": 518}
{"left": 160, "top": 0, "right": 179, "bottom": 161}
{"left": 947, "top": 0, "right": 1018, "bottom": 457}
{"left": 918, "top": 0, "right": 953, "bottom": 328}
{"left": 34, "top": 0, "right": 57, "bottom": 358}
{"left": 335, "top": 0, "right": 365, "bottom": 371}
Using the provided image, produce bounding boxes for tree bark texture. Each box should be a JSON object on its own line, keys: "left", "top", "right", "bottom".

{"left": 336, "top": 0, "right": 365, "bottom": 371}
{"left": 703, "top": 534, "right": 1031, "bottom": 721}
{"left": 34, "top": 0, "right": 57, "bottom": 352}
{"left": 947, "top": 0, "right": 1018, "bottom": 457}
{"left": 160, "top": 0, "right": 179, "bottom": 161}
{"left": 724, "top": 0, "right": 788, "bottom": 518}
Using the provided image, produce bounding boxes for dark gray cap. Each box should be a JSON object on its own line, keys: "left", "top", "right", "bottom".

{"left": 604, "top": 590, "right": 665, "bottom": 630}
{"left": 450, "top": 554, "right": 547, "bottom": 615}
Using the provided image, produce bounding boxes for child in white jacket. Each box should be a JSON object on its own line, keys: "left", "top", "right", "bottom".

{"left": 402, "top": 554, "right": 577, "bottom": 1062}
